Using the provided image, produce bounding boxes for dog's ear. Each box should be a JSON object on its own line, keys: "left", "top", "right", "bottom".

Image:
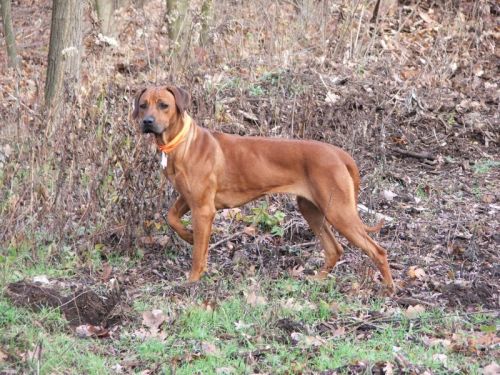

{"left": 166, "top": 86, "right": 190, "bottom": 114}
{"left": 132, "top": 88, "right": 147, "bottom": 119}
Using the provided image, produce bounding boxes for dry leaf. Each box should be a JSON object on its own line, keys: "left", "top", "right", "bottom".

{"left": 330, "top": 302, "right": 340, "bottom": 314}
{"left": 216, "top": 367, "right": 236, "bottom": 375}
{"left": 101, "top": 262, "right": 112, "bottom": 282}
{"left": 200, "top": 299, "right": 217, "bottom": 311}
{"left": 289, "top": 265, "right": 305, "bottom": 278}
{"left": 332, "top": 326, "right": 346, "bottom": 338}
{"left": 422, "top": 337, "right": 451, "bottom": 348}
{"left": 481, "top": 194, "right": 495, "bottom": 204}
{"left": 234, "top": 320, "right": 251, "bottom": 330}
{"left": 407, "top": 266, "right": 427, "bottom": 280}
{"left": 383, "top": 362, "right": 394, "bottom": 375}
{"left": 138, "top": 236, "right": 155, "bottom": 246}
{"left": 281, "top": 298, "right": 316, "bottom": 312}
{"left": 243, "top": 226, "right": 256, "bottom": 236}
{"left": 246, "top": 291, "right": 267, "bottom": 306}
{"left": 109, "top": 277, "right": 120, "bottom": 293}
{"left": 201, "top": 341, "right": 220, "bottom": 356}
{"left": 142, "top": 309, "right": 166, "bottom": 332}
{"left": 75, "top": 324, "right": 109, "bottom": 339}
{"left": 404, "top": 304, "right": 425, "bottom": 319}
{"left": 401, "top": 68, "right": 419, "bottom": 80}
{"left": 466, "top": 332, "right": 500, "bottom": 352}
{"left": 290, "top": 332, "right": 326, "bottom": 347}
{"left": 432, "top": 353, "right": 448, "bottom": 366}
{"left": 419, "top": 11, "right": 435, "bottom": 24}
{"left": 482, "top": 362, "right": 500, "bottom": 375}
{"left": 0, "top": 349, "right": 7, "bottom": 363}
{"left": 33, "top": 275, "right": 50, "bottom": 284}
{"left": 138, "top": 235, "right": 169, "bottom": 247}
{"left": 111, "top": 364, "right": 123, "bottom": 373}
{"left": 381, "top": 190, "right": 398, "bottom": 202}
{"left": 325, "top": 91, "right": 340, "bottom": 105}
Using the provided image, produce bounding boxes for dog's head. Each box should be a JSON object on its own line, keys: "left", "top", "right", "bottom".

{"left": 133, "top": 86, "right": 190, "bottom": 135}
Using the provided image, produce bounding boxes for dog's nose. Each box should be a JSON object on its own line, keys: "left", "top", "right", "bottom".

{"left": 142, "top": 116, "right": 155, "bottom": 126}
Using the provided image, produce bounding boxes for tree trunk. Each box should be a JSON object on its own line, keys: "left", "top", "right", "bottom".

{"left": 94, "top": 0, "right": 115, "bottom": 35}
{"left": 0, "top": 0, "right": 18, "bottom": 68}
{"left": 166, "top": 0, "right": 188, "bottom": 42}
{"left": 45, "top": 0, "right": 83, "bottom": 111}
{"left": 200, "top": 0, "right": 213, "bottom": 46}
{"left": 133, "top": 0, "right": 147, "bottom": 8}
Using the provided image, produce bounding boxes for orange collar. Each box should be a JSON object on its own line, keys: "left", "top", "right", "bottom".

{"left": 157, "top": 114, "right": 192, "bottom": 154}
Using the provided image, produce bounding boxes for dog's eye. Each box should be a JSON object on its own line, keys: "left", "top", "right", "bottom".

{"left": 159, "top": 102, "right": 169, "bottom": 110}
{"left": 139, "top": 103, "right": 147, "bottom": 109}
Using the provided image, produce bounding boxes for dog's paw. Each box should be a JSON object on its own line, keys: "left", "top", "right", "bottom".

{"left": 383, "top": 282, "right": 396, "bottom": 296}
{"left": 187, "top": 270, "right": 204, "bottom": 283}
{"left": 308, "top": 270, "right": 329, "bottom": 281}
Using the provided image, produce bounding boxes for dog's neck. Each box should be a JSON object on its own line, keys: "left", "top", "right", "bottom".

{"left": 156, "top": 113, "right": 192, "bottom": 154}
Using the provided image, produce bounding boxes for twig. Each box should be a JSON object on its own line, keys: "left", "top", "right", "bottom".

{"left": 209, "top": 230, "right": 245, "bottom": 251}
{"left": 395, "top": 296, "right": 434, "bottom": 307}
{"left": 0, "top": 86, "right": 39, "bottom": 116}
{"left": 293, "top": 240, "right": 318, "bottom": 248}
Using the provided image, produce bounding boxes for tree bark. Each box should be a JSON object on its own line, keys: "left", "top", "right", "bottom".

{"left": 200, "top": 0, "right": 213, "bottom": 46}
{"left": 133, "top": 0, "right": 147, "bottom": 8}
{"left": 94, "top": 0, "right": 115, "bottom": 35}
{"left": 0, "top": 0, "right": 18, "bottom": 68}
{"left": 45, "top": 0, "right": 83, "bottom": 111}
{"left": 166, "top": 0, "right": 188, "bottom": 42}
{"left": 93, "top": 1, "right": 145, "bottom": 35}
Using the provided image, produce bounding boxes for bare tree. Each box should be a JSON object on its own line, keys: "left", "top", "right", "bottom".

{"left": 200, "top": 0, "right": 213, "bottom": 46}
{"left": 94, "top": 0, "right": 115, "bottom": 35}
{"left": 45, "top": 0, "right": 83, "bottom": 111}
{"left": 134, "top": 0, "right": 147, "bottom": 8}
{"left": 94, "top": 0, "right": 145, "bottom": 35}
{"left": 166, "top": 0, "right": 188, "bottom": 42}
{"left": 0, "top": 0, "right": 18, "bottom": 68}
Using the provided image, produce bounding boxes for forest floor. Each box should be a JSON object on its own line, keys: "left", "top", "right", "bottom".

{"left": 0, "top": 0, "right": 498, "bottom": 374}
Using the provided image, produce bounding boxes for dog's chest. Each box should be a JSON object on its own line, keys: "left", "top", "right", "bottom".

{"left": 161, "top": 153, "right": 168, "bottom": 169}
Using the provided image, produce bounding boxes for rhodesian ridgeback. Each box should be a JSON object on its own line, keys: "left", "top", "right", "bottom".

{"left": 133, "top": 86, "right": 395, "bottom": 293}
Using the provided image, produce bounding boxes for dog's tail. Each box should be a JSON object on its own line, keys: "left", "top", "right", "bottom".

{"left": 338, "top": 150, "right": 361, "bottom": 204}
{"left": 339, "top": 149, "right": 385, "bottom": 233}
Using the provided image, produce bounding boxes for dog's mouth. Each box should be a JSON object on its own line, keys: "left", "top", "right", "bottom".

{"left": 141, "top": 124, "right": 165, "bottom": 135}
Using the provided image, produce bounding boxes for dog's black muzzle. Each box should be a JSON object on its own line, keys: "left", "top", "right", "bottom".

{"left": 141, "top": 116, "right": 162, "bottom": 134}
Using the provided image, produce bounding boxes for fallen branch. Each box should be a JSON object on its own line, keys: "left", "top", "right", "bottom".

{"left": 391, "top": 147, "right": 436, "bottom": 161}
{"left": 293, "top": 240, "right": 318, "bottom": 248}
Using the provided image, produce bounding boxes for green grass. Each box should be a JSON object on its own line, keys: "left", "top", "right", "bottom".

{"left": 473, "top": 159, "right": 500, "bottom": 174}
{"left": 0, "top": 253, "right": 497, "bottom": 374}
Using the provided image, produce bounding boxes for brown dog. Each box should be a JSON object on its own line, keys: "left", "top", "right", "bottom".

{"left": 133, "top": 86, "right": 395, "bottom": 293}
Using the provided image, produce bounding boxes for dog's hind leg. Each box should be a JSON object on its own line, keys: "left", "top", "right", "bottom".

{"left": 327, "top": 209, "right": 395, "bottom": 293}
{"left": 297, "top": 197, "right": 344, "bottom": 279}
{"left": 311, "top": 169, "right": 395, "bottom": 293}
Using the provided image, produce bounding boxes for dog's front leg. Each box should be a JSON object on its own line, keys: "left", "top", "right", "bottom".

{"left": 188, "top": 204, "right": 216, "bottom": 282}
{"left": 167, "top": 196, "right": 193, "bottom": 244}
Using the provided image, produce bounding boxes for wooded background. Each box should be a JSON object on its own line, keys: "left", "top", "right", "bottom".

{"left": 0, "top": 0, "right": 498, "bottom": 277}
{"left": 0, "top": 0, "right": 497, "bottom": 270}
